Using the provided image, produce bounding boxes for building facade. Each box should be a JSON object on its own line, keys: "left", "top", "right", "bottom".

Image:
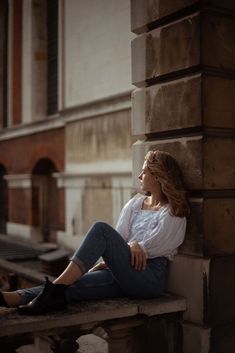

{"left": 131, "top": 1, "right": 235, "bottom": 352}
{"left": 0, "top": 0, "right": 134, "bottom": 248}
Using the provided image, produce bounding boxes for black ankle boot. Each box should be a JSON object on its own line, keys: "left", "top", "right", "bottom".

{"left": 17, "top": 277, "right": 68, "bottom": 315}
{"left": 0, "top": 292, "right": 8, "bottom": 307}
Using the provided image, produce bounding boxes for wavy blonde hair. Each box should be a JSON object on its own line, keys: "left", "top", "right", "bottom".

{"left": 145, "top": 150, "right": 190, "bottom": 218}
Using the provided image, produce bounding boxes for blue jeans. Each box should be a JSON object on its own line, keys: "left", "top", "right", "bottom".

{"left": 17, "top": 222, "right": 169, "bottom": 305}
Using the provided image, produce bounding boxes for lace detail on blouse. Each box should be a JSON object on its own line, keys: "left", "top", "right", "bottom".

{"left": 128, "top": 209, "right": 165, "bottom": 245}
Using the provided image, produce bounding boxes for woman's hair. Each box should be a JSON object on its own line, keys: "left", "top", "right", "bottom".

{"left": 145, "top": 150, "right": 190, "bottom": 218}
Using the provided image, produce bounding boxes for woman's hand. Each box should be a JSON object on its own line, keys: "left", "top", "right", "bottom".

{"left": 128, "top": 241, "right": 147, "bottom": 271}
{"left": 88, "top": 261, "right": 108, "bottom": 272}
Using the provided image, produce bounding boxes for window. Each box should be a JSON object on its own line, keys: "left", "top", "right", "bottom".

{"left": 47, "top": 0, "right": 58, "bottom": 115}
{"left": 0, "top": 0, "right": 8, "bottom": 128}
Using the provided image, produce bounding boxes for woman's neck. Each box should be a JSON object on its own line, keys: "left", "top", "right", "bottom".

{"left": 143, "top": 194, "right": 167, "bottom": 211}
{"left": 150, "top": 194, "right": 166, "bottom": 207}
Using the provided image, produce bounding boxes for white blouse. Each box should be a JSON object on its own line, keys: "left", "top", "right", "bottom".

{"left": 115, "top": 194, "right": 186, "bottom": 261}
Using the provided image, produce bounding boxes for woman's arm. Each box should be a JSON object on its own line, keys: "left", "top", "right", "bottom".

{"left": 128, "top": 240, "right": 147, "bottom": 271}
{"left": 115, "top": 195, "right": 143, "bottom": 240}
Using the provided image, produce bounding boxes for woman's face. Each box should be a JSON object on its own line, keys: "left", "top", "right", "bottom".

{"left": 138, "top": 161, "right": 160, "bottom": 193}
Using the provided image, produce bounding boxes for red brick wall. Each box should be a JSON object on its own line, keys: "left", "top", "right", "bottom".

{"left": 1, "top": 128, "right": 65, "bottom": 230}
{"left": 0, "top": 128, "right": 64, "bottom": 173}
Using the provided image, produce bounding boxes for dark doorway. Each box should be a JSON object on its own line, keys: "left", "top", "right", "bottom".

{"left": 32, "top": 159, "right": 59, "bottom": 242}
{"left": 0, "top": 165, "right": 8, "bottom": 234}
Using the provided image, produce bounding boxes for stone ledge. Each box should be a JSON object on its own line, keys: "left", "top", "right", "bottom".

{"left": 0, "top": 294, "right": 186, "bottom": 338}
{"left": 0, "top": 258, "right": 54, "bottom": 285}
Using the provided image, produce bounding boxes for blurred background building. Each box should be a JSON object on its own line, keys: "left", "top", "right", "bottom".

{"left": 0, "top": 1, "right": 235, "bottom": 352}
{"left": 0, "top": 0, "right": 135, "bottom": 250}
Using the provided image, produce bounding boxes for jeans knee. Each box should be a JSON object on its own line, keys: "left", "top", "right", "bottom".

{"left": 91, "top": 221, "right": 117, "bottom": 241}
{"left": 93, "top": 221, "right": 109, "bottom": 231}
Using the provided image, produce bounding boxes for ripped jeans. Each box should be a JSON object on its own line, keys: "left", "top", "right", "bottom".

{"left": 17, "top": 222, "right": 169, "bottom": 305}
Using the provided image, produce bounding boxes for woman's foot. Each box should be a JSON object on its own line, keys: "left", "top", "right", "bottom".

{"left": 17, "top": 277, "right": 68, "bottom": 315}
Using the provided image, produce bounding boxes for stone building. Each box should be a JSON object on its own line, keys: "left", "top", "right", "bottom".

{"left": 0, "top": 0, "right": 134, "bottom": 249}
{"left": 0, "top": 1, "right": 235, "bottom": 352}
{"left": 131, "top": 1, "right": 235, "bottom": 352}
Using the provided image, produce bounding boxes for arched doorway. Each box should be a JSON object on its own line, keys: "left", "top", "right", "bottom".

{"left": 0, "top": 164, "right": 8, "bottom": 234}
{"left": 32, "top": 158, "right": 59, "bottom": 242}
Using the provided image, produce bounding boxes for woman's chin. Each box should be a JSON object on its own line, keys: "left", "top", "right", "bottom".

{"left": 140, "top": 185, "right": 149, "bottom": 193}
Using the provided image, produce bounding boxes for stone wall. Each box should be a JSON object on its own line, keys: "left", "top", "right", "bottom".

{"left": 63, "top": 0, "right": 134, "bottom": 107}
{"left": 131, "top": 1, "right": 235, "bottom": 352}
{"left": 57, "top": 108, "right": 133, "bottom": 249}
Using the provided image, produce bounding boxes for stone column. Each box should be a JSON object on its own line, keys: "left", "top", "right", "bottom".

{"left": 131, "top": 1, "right": 235, "bottom": 352}
{"left": 5, "top": 174, "right": 33, "bottom": 239}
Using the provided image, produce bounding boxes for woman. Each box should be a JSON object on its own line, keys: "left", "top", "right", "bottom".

{"left": 0, "top": 150, "right": 190, "bottom": 315}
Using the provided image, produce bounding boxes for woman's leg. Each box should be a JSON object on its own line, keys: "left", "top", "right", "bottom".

{"left": 1, "top": 285, "right": 43, "bottom": 307}
{"left": 16, "top": 285, "right": 43, "bottom": 305}
{"left": 1, "top": 291, "right": 20, "bottom": 307}
{"left": 65, "top": 269, "right": 126, "bottom": 302}
{"left": 16, "top": 221, "right": 168, "bottom": 313}
{"left": 65, "top": 221, "right": 168, "bottom": 299}
{"left": 53, "top": 261, "right": 82, "bottom": 285}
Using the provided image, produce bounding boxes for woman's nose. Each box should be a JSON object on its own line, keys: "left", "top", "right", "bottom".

{"left": 138, "top": 173, "right": 142, "bottom": 180}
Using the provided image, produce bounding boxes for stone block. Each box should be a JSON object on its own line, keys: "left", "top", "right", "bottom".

{"left": 203, "top": 76, "right": 235, "bottom": 129}
{"left": 131, "top": 0, "right": 196, "bottom": 34}
{"left": 131, "top": 0, "right": 235, "bottom": 34}
{"left": 132, "top": 75, "right": 201, "bottom": 134}
{"left": 132, "top": 12, "right": 235, "bottom": 86}
{"left": 182, "top": 322, "right": 235, "bottom": 353}
{"left": 167, "top": 255, "right": 209, "bottom": 323}
{"left": 133, "top": 137, "right": 235, "bottom": 190}
{"left": 180, "top": 198, "right": 235, "bottom": 256}
{"left": 132, "top": 75, "right": 235, "bottom": 135}
{"left": 204, "top": 137, "right": 235, "bottom": 189}
{"left": 208, "top": 256, "right": 235, "bottom": 324}
{"left": 167, "top": 254, "right": 235, "bottom": 324}
{"left": 201, "top": 11, "right": 235, "bottom": 70}
{"left": 203, "top": 199, "right": 235, "bottom": 256}
{"left": 132, "top": 13, "right": 200, "bottom": 86}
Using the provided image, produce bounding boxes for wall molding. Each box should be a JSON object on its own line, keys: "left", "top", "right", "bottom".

{"left": 4, "top": 174, "right": 32, "bottom": 188}
{"left": 0, "top": 91, "right": 132, "bottom": 142}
